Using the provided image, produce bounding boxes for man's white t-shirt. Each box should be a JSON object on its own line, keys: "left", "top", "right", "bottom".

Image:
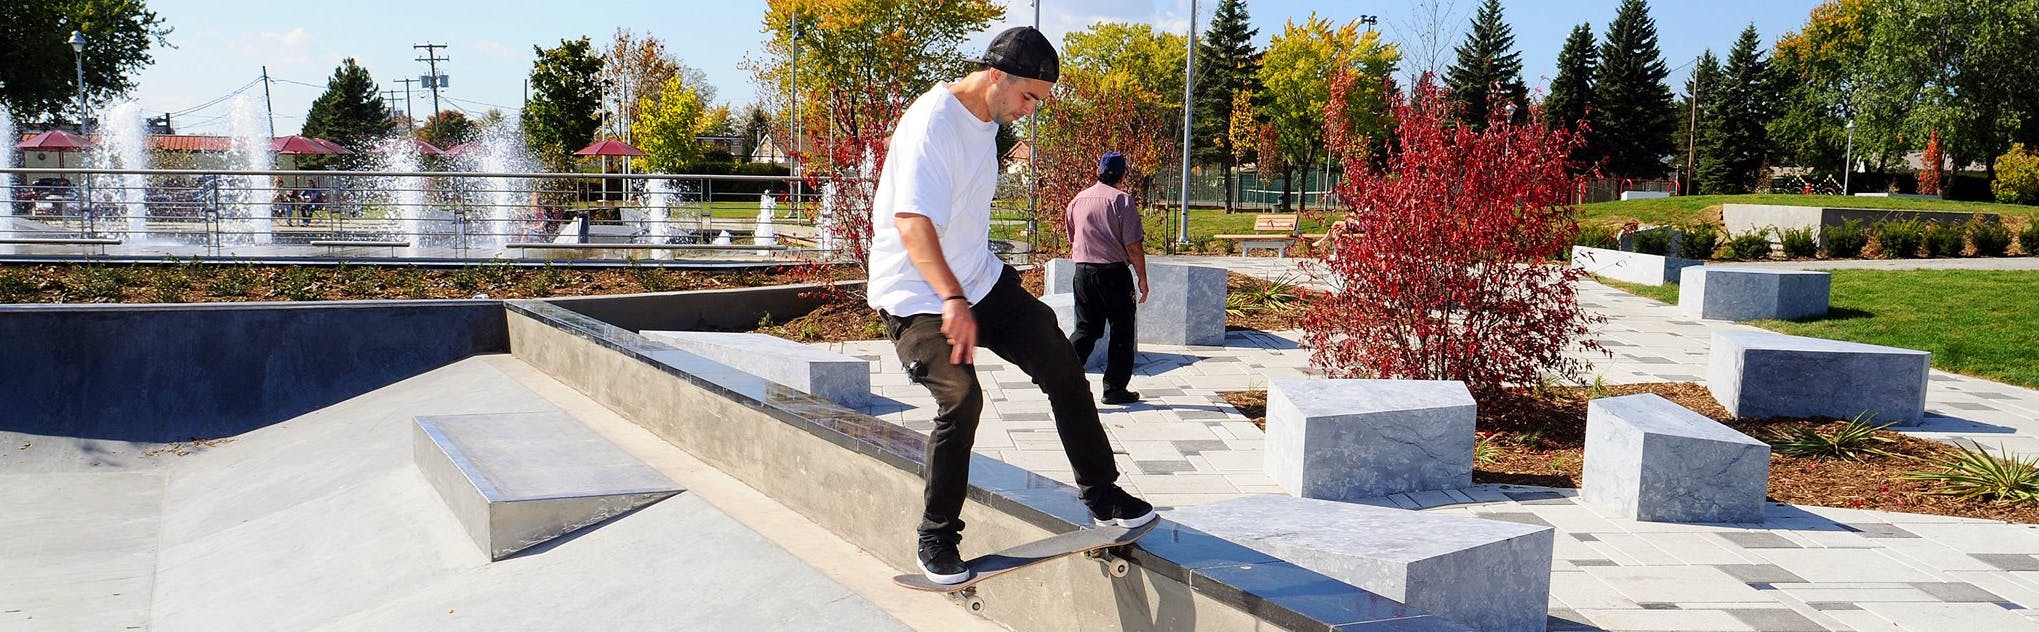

{"left": 866, "top": 82, "right": 1003, "bottom": 317}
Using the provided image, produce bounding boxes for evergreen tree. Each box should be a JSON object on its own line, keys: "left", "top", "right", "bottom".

{"left": 1443, "top": 0, "right": 1527, "bottom": 129}
{"left": 1697, "top": 25, "right": 1778, "bottom": 194}
{"left": 522, "top": 37, "right": 607, "bottom": 172}
{"left": 1591, "top": 0, "right": 1678, "bottom": 178}
{"left": 300, "top": 58, "right": 395, "bottom": 168}
{"left": 1679, "top": 51, "right": 1720, "bottom": 193}
{"left": 1191, "top": 0, "right": 1260, "bottom": 211}
{"left": 1544, "top": 23, "right": 1597, "bottom": 167}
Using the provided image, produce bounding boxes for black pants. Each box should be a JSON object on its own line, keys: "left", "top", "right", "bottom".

{"left": 882, "top": 265, "right": 1122, "bottom": 538}
{"left": 1069, "top": 262, "right": 1138, "bottom": 392}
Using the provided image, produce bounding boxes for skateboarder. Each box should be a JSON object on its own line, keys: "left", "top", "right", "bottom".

{"left": 867, "top": 26, "right": 1155, "bottom": 586}
{"left": 1064, "top": 151, "right": 1148, "bottom": 405}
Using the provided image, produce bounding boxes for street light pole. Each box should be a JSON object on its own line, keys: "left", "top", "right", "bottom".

{"left": 790, "top": 18, "right": 803, "bottom": 215}
{"left": 1176, "top": 0, "right": 1197, "bottom": 246}
{"left": 1026, "top": 0, "right": 1039, "bottom": 240}
{"left": 1843, "top": 119, "right": 1856, "bottom": 194}
{"left": 70, "top": 30, "right": 90, "bottom": 231}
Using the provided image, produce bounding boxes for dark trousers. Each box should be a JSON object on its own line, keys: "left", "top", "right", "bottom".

{"left": 881, "top": 265, "right": 1122, "bottom": 538}
{"left": 1069, "top": 262, "right": 1138, "bottom": 392}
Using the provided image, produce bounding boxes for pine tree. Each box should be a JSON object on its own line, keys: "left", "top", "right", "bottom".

{"left": 1443, "top": 0, "right": 1527, "bottom": 129}
{"left": 1544, "top": 23, "right": 1597, "bottom": 166}
{"left": 1591, "top": 0, "right": 1677, "bottom": 179}
{"left": 522, "top": 37, "right": 607, "bottom": 172}
{"left": 1191, "top": 0, "right": 1260, "bottom": 212}
{"left": 300, "top": 58, "right": 396, "bottom": 168}
{"left": 1697, "top": 25, "right": 1777, "bottom": 194}
{"left": 1681, "top": 51, "right": 1721, "bottom": 193}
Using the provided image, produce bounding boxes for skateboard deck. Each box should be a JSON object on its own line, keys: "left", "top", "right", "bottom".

{"left": 892, "top": 521, "right": 1157, "bottom": 595}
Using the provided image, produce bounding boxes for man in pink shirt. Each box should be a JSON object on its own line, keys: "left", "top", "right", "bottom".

{"left": 1065, "top": 151, "right": 1148, "bottom": 405}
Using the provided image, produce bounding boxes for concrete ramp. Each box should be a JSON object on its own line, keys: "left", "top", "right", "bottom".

{"left": 414, "top": 412, "right": 683, "bottom": 560}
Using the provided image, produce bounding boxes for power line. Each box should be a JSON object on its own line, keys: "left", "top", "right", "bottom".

{"left": 414, "top": 42, "right": 450, "bottom": 116}
{"left": 167, "top": 77, "right": 265, "bottom": 117}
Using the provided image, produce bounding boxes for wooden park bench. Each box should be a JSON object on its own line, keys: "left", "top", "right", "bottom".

{"left": 1211, "top": 214, "right": 1324, "bottom": 257}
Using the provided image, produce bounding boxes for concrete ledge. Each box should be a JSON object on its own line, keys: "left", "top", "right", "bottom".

{"left": 504, "top": 299, "right": 1468, "bottom": 631}
{"left": 1620, "top": 191, "right": 1670, "bottom": 200}
{"left": 1571, "top": 246, "right": 1703, "bottom": 286}
{"left": 1582, "top": 394, "right": 1769, "bottom": 523}
{"left": 543, "top": 281, "right": 860, "bottom": 332}
{"left": 0, "top": 299, "right": 507, "bottom": 442}
{"left": 1265, "top": 379, "right": 1476, "bottom": 500}
{"left": 1722, "top": 204, "right": 2000, "bottom": 248}
{"left": 413, "top": 412, "right": 683, "bottom": 560}
{"left": 1708, "top": 330, "right": 1931, "bottom": 424}
{"left": 1679, "top": 267, "right": 1831, "bottom": 321}
{"left": 641, "top": 330, "right": 870, "bottom": 408}
{"left": 1169, "top": 495, "right": 1552, "bottom": 632}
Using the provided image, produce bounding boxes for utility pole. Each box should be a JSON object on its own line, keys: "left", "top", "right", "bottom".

{"left": 1176, "top": 0, "right": 1198, "bottom": 246}
{"left": 260, "top": 65, "right": 276, "bottom": 137}
{"left": 1027, "top": 0, "right": 1039, "bottom": 238}
{"left": 397, "top": 77, "right": 419, "bottom": 124}
{"left": 382, "top": 88, "right": 405, "bottom": 122}
{"left": 414, "top": 42, "right": 449, "bottom": 117}
{"left": 791, "top": 18, "right": 803, "bottom": 210}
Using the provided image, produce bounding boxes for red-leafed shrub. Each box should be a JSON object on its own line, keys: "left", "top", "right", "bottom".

{"left": 1918, "top": 130, "right": 1943, "bottom": 196}
{"left": 1301, "top": 75, "right": 1605, "bottom": 402}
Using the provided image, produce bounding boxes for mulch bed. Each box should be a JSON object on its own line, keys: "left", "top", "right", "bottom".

{"left": 1221, "top": 382, "right": 2039, "bottom": 523}
{"left": 0, "top": 262, "right": 857, "bottom": 303}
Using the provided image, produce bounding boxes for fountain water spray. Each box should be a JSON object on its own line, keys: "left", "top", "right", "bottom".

{"left": 1, "top": 106, "right": 14, "bottom": 219}
{"left": 91, "top": 102, "right": 151, "bottom": 239}
{"left": 368, "top": 137, "right": 428, "bottom": 244}
{"left": 225, "top": 94, "right": 274, "bottom": 244}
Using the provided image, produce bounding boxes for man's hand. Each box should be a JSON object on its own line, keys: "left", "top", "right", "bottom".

{"left": 941, "top": 299, "right": 977, "bottom": 364}
{"left": 1137, "top": 277, "right": 1150, "bottom": 303}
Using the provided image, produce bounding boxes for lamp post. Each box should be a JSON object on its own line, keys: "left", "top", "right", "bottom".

{"left": 1842, "top": 119, "right": 1856, "bottom": 195}
{"left": 1027, "top": 0, "right": 1039, "bottom": 240}
{"left": 69, "top": 30, "right": 90, "bottom": 229}
{"left": 1176, "top": 0, "right": 1197, "bottom": 246}
{"left": 789, "top": 17, "right": 803, "bottom": 216}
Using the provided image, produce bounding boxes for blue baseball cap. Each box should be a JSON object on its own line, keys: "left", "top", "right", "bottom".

{"left": 1098, "top": 151, "right": 1127, "bottom": 176}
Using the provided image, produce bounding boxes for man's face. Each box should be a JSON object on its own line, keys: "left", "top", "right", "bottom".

{"left": 988, "top": 71, "right": 1053, "bottom": 125}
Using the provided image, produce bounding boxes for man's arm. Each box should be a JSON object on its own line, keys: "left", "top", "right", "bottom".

{"left": 1125, "top": 241, "right": 1149, "bottom": 303}
{"left": 895, "top": 213, "right": 977, "bottom": 365}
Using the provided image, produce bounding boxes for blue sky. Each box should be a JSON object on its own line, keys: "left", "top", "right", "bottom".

{"left": 126, "top": 0, "right": 1824, "bottom": 136}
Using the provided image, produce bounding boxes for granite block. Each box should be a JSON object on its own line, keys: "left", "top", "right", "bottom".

{"left": 1708, "top": 330, "right": 1930, "bottom": 425}
{"left": 1264, "top": 379, "right": 1476, "bottom": 500}
{"left": 1582, "top": 394, "right": 1770, "bottom": 523}
{"left": 641, "top": 331, "right": 870, "bottom": 408}
{"left": 1679, "top": 267, "right": 1831, "bottom": 321}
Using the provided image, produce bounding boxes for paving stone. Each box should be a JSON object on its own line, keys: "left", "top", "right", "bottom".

{"left": 1912, "top": 581, "right": 2009, "bottom": 603}
{"left": 1975, "top": 554, "right": 2039, "bottom": 571}
{"left": 1719, "top": 532, "right": 1802, "bottom": 549}
{"left": 1716, "top": 564, "right": 1809, "bottom": 585}
{"left": 1721, "top": 607, "right": 1831, "bottom": 632}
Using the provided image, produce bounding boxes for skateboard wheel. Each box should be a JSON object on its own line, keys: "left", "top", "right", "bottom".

{"left": 963, "top": 595, "right": 985, "bottom": 613}
{"left": 1109, "top": 559, "right": 1131, "bottom": 578}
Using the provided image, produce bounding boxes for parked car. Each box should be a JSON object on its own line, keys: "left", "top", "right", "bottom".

{"left": 14, "top": 177, "right": 77, "bottom": 214}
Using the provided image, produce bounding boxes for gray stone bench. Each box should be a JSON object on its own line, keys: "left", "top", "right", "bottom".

{"left": 1169, "top": 494, "right": 1553, "bottom": 632}
{"left": 1570, "top": 245, "right": 1703, "bottom": 286}
{"left": 1582, "top": 394, "right": 1770, "bottom": 523}
{"left": 1709, "top": 330, "right": 1930, "bottom": 425}
{"left": 414, "top": 412, "right": 683, "bottom": 560}
{"left": 1043, "top": 257, "right": 1226, "bottom": 343}
{"left": 642, "top": 331, "right": 869, "bottom": 408}
{"left": 1264, "top": 379, "right": 1475, "bottom": 500}
{"left": 1679, "top": 267, "right": 1830, "bottom": 321}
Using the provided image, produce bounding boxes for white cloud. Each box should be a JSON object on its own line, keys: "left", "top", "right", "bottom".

{"left": 472, "top": 38, "right": 518, "bottom": 61}
{"left": 228, "top": 27, "right": 316, "bottom": 66}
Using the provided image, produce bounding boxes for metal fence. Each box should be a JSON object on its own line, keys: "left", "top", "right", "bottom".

{"left": 0, "top": 168, "right": 827, "bottom": 262}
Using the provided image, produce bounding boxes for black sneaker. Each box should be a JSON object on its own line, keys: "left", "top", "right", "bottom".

{"left": 916, "top": 533, "right": 971, "bottom": 585}
{"left": 1086, "top": 485, "right": 1157, "bottom": 528}
{"left": 1101, "top": 389, "right": 1142, "bottom": 405}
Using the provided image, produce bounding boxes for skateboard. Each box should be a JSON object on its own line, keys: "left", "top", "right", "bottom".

{"left": 891, "top": 521, "right": 1158, "bottom": 613}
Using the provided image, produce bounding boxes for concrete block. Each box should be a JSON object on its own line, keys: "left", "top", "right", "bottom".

{"left": 1721, "top": 204, "right": 1999, "bottom": 249}
{"left": 1042, "top": 293, "right": 1109, "bottom": 371}
{"left": 1582, "top": 394, "right": 1770, "bottom": 523}
{"left": 1708, "top": 330, "right": 1931, "bottom": 424}
{"left": 1042, "top": 258, "right": 1227, "bottom": 348}
{"left": 1570, "top": 246, "right": 1704, "bottom": 286}
{"left": 642, "top": 331, "right": 870, "bottom": 408}
{"left": 1679, "top": 267, "right": 1831, "bottom": 321}
{"left": 1168, "top": 494, "right": 1553, "bottom": 632}
{"left": 1264, "top": 379, "right": 1475, "bottom": 500}
{"left": 414, "top": 412, "right": 683, "bottom": 560}
{"left": 1620, "top": 190, "right": 1671, "bottom": 200}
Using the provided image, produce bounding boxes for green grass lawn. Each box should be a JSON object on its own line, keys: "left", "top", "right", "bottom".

{"left": 1600, "top": 269, "right": 2039, "bottom": 389}
{"left": 1577, "top": 194, "right": 2039, "bottom": 229}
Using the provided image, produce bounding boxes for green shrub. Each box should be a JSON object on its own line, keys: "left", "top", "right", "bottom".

{"left": 1993, "top": 143, "right": 2039, "bottom": 205}
{"left": 1923, "top": 221, "right": 1966, "bottom": 257}
{"left": 212, "top": 265, "right": 258, "bottom": 297}
{"left": 0, "top": 268, "right": 37, "bottom": 302}
{"left": 1574, "top": 225, "right": 1618, "bottom": 250}
{"left": 1905, "top": 443, "right": 2039, "bottom": 505}
{"left": 68, "top": 265, "right": 128, "bottom": 301}
{"left": 2019, "top": 223, "right": 2039, "bottom": 256}
{"left": 1872, "top": 219, "right": 1925, "bottom": 258}
{"left": 278, "top": 266, "right": 322, "bottom": 301}
{"left": 1824, "top": 219, "right": 1869, "bottom": 258}
{"left": 1971, "top": 221, "right": 2013, "bottom": 257}
{"left": 1677, "top": 222, "right": 1721, "bottom": 259}
{"left": 1778, "top": 226, "right": 1819, "bottom": 258}
{"left": 1630, "top": 227, "right": 1673, "bottom": 256}
{"left": 147, "top": 267, "right": 192, "bottom": 303}
{"left": 1771, "top": 413, "right": 1896, "bottom": 461}
{"left": 1727, "top": 229, "right": 1773, "bottom": 260}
